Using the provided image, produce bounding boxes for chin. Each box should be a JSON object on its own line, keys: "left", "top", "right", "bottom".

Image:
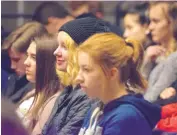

{"left": 56, "top": 65, "right": 67, "bottom": 72}
{"left": 26, "top": 76, "right": 35, "bottom": 83}
{"left": 152, "top": 36, "right": 159, "bottom": 43}
{"left": 16, "top": 72, "right": 25, "bottom": 77}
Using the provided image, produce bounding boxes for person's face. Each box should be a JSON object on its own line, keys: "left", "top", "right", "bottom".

{"left": 123, "top": 13, "right": 147, "bottom": 44}
{"left": 24, "top": 42, "right": 36, "bottom": 83}
{"left": 8, "top": 47, "right": 26, "bottom": 76}
{"left": 76, "top": 51, "right": 108, "bottom": 98}
{"left": 54, "top": 32, "right": 69, "bottom": 72}
{"left": 149, "top": 4, "right": 172, "bottom": 43}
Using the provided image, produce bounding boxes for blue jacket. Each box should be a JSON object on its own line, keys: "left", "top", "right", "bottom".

{"left": 79, "top": 94, "right": 161, "bottom": 135}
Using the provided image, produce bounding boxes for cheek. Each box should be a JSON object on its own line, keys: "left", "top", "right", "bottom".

{"left": 32, "top": 63, "right": 36, "bottom": 74}
{"left": 63, "top": 50, "right": 69, "bottom": 60}
{"left": 86, "top": 72, "right": 105, "bottom": 96}
{"left": 17, "top": 60, "right": 25, "bottom": 69}
{"left": 157, "top": 21, "right": 169, "bottom": 32}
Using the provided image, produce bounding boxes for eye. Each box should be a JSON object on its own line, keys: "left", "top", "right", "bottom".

{"left": 83, "top": 67, "right": 91, "bottom": 72}
{"left": 62, "top": 45, "right": 67, "bottom": 50}
{"left": 12, "top": 58, "right": 20, "bottom": 62}
{"left": 31, "top": 55, "right": 36, "bottom": 60}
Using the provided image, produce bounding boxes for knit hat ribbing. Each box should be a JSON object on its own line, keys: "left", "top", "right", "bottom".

{"left": 59, "top": 17, "right": 111, "bottom": 45}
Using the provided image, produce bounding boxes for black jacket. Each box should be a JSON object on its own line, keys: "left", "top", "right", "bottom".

{"left": 42, "top": 85, "right": 93, "bottom": 135}
{"left": 4, "top": 74, "right": 34, "bottom": 103}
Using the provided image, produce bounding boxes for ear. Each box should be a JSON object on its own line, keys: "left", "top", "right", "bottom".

{"left": 109, "top": 67, "right": 118, "bottom": 80}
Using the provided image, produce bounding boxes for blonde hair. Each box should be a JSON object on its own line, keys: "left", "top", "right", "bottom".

{"left": 76, "top": 33, "right": 147, "bottom": 92}
{"left": 56, "top": 31, "right": 79, "bottom": 86}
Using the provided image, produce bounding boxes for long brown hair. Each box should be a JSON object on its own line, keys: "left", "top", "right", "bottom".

{"left": 28, "top": 34, "right": 60, "bottom": 126}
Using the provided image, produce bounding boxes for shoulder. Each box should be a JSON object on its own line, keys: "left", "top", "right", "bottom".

{"left": 103, "top": 104, "right": 151, "bottom": 135}
{"left": 108, "top": 104, "right": 145, "bottom": 121}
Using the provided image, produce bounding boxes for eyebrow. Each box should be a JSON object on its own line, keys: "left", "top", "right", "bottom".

{"left": 80, "top": 65, "right": 90, "bottom": 68}
{"left": 26, "top": 52, "right": 36, "bottom": 56}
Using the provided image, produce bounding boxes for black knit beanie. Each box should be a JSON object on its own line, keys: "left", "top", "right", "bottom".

{"left": 59, "top": 17, "right": 112, "bottom": 45}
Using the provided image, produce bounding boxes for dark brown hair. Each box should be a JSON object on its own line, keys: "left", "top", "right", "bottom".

{"left": 28, "top": 34, "right": 60, "bottom": 126}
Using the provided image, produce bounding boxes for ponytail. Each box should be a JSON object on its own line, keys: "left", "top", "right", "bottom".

{"left": 121, "top": 38, "right": 147, "bottom": 91}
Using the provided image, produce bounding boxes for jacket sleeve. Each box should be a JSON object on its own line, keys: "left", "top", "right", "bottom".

{"left": 58, "top": 94, "right": 91, "bottom": 135}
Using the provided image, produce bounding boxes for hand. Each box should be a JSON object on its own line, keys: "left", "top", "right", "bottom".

{"left": 145, "top": 45, "right": 166, "bottom": 61}
{"left": 160, "top": 87, "right": 176, "bottom": 99}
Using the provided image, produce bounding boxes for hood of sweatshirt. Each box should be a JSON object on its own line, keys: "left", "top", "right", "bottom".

{"left": 103, "top": 94, "right": 161, "bottom": 129}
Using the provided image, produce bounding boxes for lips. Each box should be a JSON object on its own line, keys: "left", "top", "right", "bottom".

{"left": 25, "top": 70, "right": 31, "bottom": 75}
{"left": 80, "top": 84, "right": 87, "bottom": 90}
{"left": 56, "top": 59, "right": 65, "bottom": 65}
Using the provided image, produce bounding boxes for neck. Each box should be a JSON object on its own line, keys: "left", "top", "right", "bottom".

{"left": 101, "top": 82, "right": 128, "bottom": 104}
{"left": 160, "top": 36, "right": 175, "bottom": 51}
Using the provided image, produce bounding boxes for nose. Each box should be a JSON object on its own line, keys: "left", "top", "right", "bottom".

{"left": 75, "top": 70, "right": 84, "bottom": 84}
{"left": 123, "top": 29, "right": 129, "bottom": 38}
{"left": 54, "top": 46, "right": 61, "bottom": 56}
{"left": 148, "top": 21, "right": 154, "bottom": 32}
{"left": 24, "top": 57, "right": 30, "bottom": 67}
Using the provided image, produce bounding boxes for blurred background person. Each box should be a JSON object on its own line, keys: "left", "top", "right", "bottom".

{"left": 123, "top": 2, "right": 151, "bottom": 49}
{"left": 32, "top": 1, "right": 74, "bottom": 34}
{"left": 144, "top": 2, "right": 177, "bottom": 133}
{"left": 2, "top": 97, "right": 29, "bottom": 135}
{"left": 1, "top": 21, "right": 47, "bottom": 104}
{"left": 68, "top": 1, "right": 104, "bottom": 19}
{"left": 141, "top": 2, "right": 177, "bottom": 80}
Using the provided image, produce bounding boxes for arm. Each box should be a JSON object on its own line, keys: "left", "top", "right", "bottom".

{"left": 141, "top": 56, "right": 155, "bottom": 80}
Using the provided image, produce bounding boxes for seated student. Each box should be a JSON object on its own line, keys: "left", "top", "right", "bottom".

{"left": 17, "top": 34, "right": 61, "bottom": 134}
{"left": 74, "top": 33, "right": 161, "bottom": 135}
{"left": 1, "top": 21, "right": 47, "bottom": 104}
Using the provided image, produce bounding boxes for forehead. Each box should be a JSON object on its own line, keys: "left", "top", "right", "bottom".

{"left": 27, "top": 42, "right": 36, "bottom": 54}
{"left": 58, "top": 31, "right": 66, "bottom": 43}
{"left": 78, "top": 51, "right": 96, "bottom": 66}
{"left": 149, "top": 3, "right": 168, "bottom": 19}
{"left": 124, "top": 14, "right": 140, "bottom": 25}
{"left": 8, "top": 47, "right": 22, "bottom": 58}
